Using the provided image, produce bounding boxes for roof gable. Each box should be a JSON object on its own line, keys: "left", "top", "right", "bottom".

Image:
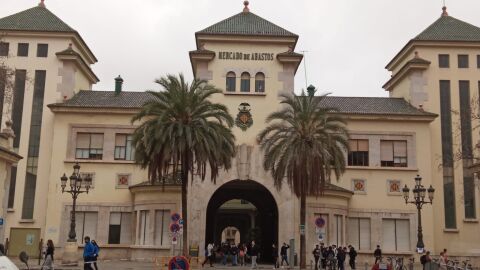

{"left": 196, "top": 11, "right": 297, "bottom": 37}
{"left": 414, "top": 14, "right": 480, "bottom": 42}
{"left": 0, "top": 5, "right": 75, "bottom": 33}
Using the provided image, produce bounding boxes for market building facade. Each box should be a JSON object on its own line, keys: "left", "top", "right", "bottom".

{"left": 0, "top": 0, "right": 479, "bottom": 264}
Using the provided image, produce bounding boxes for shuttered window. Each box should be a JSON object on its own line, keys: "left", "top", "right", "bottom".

{"left": 17, "top": 43, "right": 29, "bottom": 57}
{"left": 138, "top": 210, "right": 151, "bottom": 245}
{"left": 348, "top": 139, "right": 369, "bottom": 166}
{"left": 108, "top": 212, "right": 132, "bottom": 244}
{"left": 226, "top": 72, "right": 236, "bottom": 92}
{"left": 333, "top": 215, "right": 343, "bottom": 246}
{"left": 380, "top": 140, "right": 407, "bottom": 167}
{"left": 240, "top": 72, "right": 250, "bottom": 92}
{"left": 75, "top": 212, "right": 98, "bottom": 244}
{"left": 114, "top": 134, "right": 134, "bottom": 160}
{"left": 458, "top": 54, "right": 469, "bottom": 68}
{"left": 347, "top": 217, "right": 370, "bottom": 250}
{"left": 382, "top": 219, "right": 410, "bottom": 251}
{"left": 37, "top": 44, "right": 48, "bottom": 57}
{"left": 154, "top": 210, "right": 171, "bottom": 247}
{"left": 0, "top": 42, "right": 9, "bottom": 56}
{"left": 75, "top": 133, "right": 104, "bottom": 160}
{"left": 255, "top": 72, "right": 265, "bottom": 92}
{"left": 439, "top": 54, "right": 449, "bottom": 68}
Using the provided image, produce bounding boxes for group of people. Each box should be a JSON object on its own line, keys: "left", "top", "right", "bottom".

{"left": 202, "top": 240, "right": 259, "bottom": 268}
{"left": 312, "top": 244, "right": 357, "bottom": 270}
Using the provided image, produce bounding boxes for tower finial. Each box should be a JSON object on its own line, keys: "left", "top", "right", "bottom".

{"left": 442, "top": 6, "right": 448, "bottom": 16}
{"left": 243, "top": 1, "right": 249, "bottom": 12}
{"left": 38, "top": 0, "right": 46, "bottom": 8}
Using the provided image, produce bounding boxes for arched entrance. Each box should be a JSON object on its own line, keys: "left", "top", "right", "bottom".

{"left": 205, "top": 180, "right": 278, "bottom": 262}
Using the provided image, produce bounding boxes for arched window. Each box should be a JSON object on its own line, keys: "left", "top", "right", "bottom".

{"left": 255, "top": 72, "right": 265, "bottom": 92}
{"left": 240, "top": 72, "right": 250, "bottom": 92}
{"left": 226, "top": 72, "right": 236, "bottom": 92}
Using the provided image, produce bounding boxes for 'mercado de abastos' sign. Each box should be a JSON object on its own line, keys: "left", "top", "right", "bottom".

{"left": 218, "top": 51, "right": 274, "bottom": 61}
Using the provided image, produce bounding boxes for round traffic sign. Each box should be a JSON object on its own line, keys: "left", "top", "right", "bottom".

{"left": 170, "top": 223, "right": 181, "bottom": 233}
{"left": 171, "top": 213, "right": 181, "bottom": 222}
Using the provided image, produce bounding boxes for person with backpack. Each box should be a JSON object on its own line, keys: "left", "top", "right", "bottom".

{"left": 348, "top": 245, "right": 357, "bottom": 270}
{"left": 83, "top": 236, "right": 95, "bottom": 270}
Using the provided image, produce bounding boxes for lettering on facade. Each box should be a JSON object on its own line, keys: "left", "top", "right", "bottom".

{"left": 218, "top": 51, "right": 274, "bottom": 61}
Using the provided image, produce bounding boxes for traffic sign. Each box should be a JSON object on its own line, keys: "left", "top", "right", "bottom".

{"left": 179, "top": 219, "right": 184, "bottom": 225}
{"left": 315, "top": 217, "right": 325, "bottom": 228}
{"left": 168, "top": 256, "right": 189, "bottom": 270}
{"left": 170, "top": 223, "right": 181, "bottom": 233}
{"left": 171, "top": 213, "right": 181, "bottom": 222}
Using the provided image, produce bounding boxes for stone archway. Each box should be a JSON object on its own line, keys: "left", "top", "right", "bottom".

{"left": 205, "top": 180, "right": 279, "bottom": 262}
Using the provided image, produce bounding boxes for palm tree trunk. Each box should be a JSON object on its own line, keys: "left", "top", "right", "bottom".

{"left": 300, "top": 192, "right": 306, "bottom": 269}
{"left": 181, "top": 153, "right": 189, "bottom": 256}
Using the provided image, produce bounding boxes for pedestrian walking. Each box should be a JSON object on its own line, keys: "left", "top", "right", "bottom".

{"left": 272, "top": 244, "right": 279, "bottom": 269}
{"left": 420, "top": 251, "right": 432, "bottom": 270}
{"left": 91, "top": 240, "right": 100, "bottom": 270}
{"left": 439, "top": 252, "right": 447, "bottom": 270}
{"left": 231, "top": 243, "right": 239, "bottom": 266}
{"left": 41, "top": 239, "right": 54, "bottom": 270}
{"left": 348, "top": 245, "right": 357, "bottom": 270}
{"left": 374, "top": 245, "right": 382, "bottom": 265}
{"left": 221, "top": 242, "right": 229, "bottom": 265}
{"left": 280, "top": 242, "right": 290, "bottom": 267}
{"left": 250, "top": 241, "right": 259, "bottom": 269}
{"left": 202, "top": 243, "right": 214, "bottom": 267}
{"left": 321, "top": 243, "right": 327, "bottom": 270}
{"left": 83, "top": 236, "right": 95, "bottom": 270}
{"left": 239, "top": 243, "right": 246, "bottom": 266}
{"left": 312, "top": 244, "right": 321, "bottom": 270}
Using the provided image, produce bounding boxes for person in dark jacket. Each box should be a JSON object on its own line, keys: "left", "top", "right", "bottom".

{"left": 272, "top": 244, "right": 279, "bottom": 269}
{"left": 321, "top": 243, "right": 327, "bottom": 269}
{"left": 348, "top": 246, "right": 357, "bottom": 270}
{"left": 83, "top": 236, "right": 95, "bottom": 270}
{"left": 250, "top": 241, "right": 259, "bottom": 269}
{"left": 280, "top": 243, "right": 290, "bottom": 266}
{"left": 312, "top": 245, "right": 321, "bottom": 270}
{"left": 374, "top": 245, "right": 382, "bottom": 265}
{"left": 337, "top": 247, "right": 346, "bottom": 270}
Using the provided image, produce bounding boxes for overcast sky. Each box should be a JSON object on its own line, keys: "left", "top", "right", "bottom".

{"left": 3, "top": 0, "right": 480, "bottom": 97}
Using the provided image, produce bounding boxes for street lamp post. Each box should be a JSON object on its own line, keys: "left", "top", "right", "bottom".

{"left": 402, "top": 175, "right": 435, "bottom": 253}
{"left": 60, "top": 162, "right": 92, "bottom": 265}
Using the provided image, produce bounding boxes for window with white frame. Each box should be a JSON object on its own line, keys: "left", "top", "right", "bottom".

{"left": 108, "top": 212, "right": 132, "bottom": 244}
{"left": 75, "top": 212, "right": 98, "bottom": 244}
{"left": 347, "top": 217, "right": 371, "bottom": 250}
{"left": 382, "top": 219, "right": 410, "bottom": 251}
{"left": 138, "top": 210, "right": 151, "bottom": 245}
{"left": 75, "top": 133, "right": 104, "bottom": 160}
{"left": 114, "top": 134, "right": 135, "bottom": 160}
{"left": 380, "top": 140, "right": 407, "bottom": 167}
{"left": 154, "top": 210, "right": 171, "bottom": 247}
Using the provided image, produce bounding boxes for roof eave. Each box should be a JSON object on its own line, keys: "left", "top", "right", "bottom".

{"left": 335, "top": 112, "right": 437, "bottom": 122}
{"left": 277, "top": 54, "right": 303, "bottom": 74}
{"left": 195, "top": 32, "right": 298, "bottom": 48}
{"left": 383, "top": 62, "right": 430, "bottom": 91}
{"left": 48, "top": 105, "right": 140, "bottom": 114}
{"left": 56, "top": 53, "right": 99, "bottom": 84}
{"left": 386, "top": 39, "right": 480, "bottom": 71}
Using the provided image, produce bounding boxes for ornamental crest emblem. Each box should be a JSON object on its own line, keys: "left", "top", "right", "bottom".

{"left": 235, "top": 102, "right": 253, "bottom": 131}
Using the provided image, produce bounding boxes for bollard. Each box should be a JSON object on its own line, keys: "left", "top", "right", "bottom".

{"left": 365, "top": 262, "right": 369, "bottom": 270}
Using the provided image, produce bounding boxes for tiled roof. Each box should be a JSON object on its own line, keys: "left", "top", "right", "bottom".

{"left": 49, "top": 90, "right": 156, "bottom": 109}
{"left": 414, "top": 14, "right": 480, "bottom": 42}
{"left": 318, "top": 96, "right": 436, "bottom": 117}
{"left": 50, "top": 91, "right": 435, "bottom": 117}
{"left": 0, "top": 5, "right": 75, "bottom": 33}
{"left": 197, "top": 11, "right": 297, "bottom": 37}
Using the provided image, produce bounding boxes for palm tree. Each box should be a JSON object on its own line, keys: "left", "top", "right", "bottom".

{"left": 258, "top": 89, "right": 349, "bottom": 269}
{"left": 131, "top": 74, "right": 236, "bottom": 255}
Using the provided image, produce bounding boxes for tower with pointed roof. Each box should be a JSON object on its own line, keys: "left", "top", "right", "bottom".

{"left": 384, "top": 6, "right": 480, "bottom": 255}
{"left": 0, "top": 1, "right": 98, "bottom": 258}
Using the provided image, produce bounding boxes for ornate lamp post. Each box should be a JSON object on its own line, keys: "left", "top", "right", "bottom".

{"left": 60, "top": 163, "right": 92, "bottom": 265}
{"left": 402, "top": 175, "right": 435, "bottom": 253}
